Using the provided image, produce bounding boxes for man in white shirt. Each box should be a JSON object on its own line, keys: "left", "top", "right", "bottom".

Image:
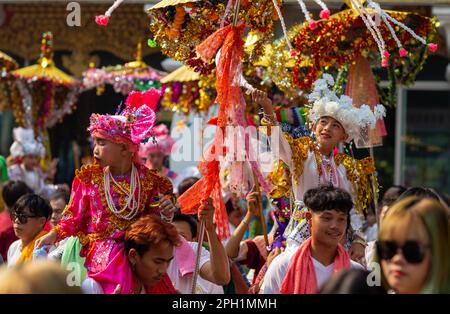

{"left": 262, "top": 186, "right": 364, "bottom": 294}
{"left": 169, "top": 199, "right": 230, "bottom": 294}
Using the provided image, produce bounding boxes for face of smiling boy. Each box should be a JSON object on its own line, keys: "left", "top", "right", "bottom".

{"left": 313, "top": 116, "right": 348, "bottom": 154}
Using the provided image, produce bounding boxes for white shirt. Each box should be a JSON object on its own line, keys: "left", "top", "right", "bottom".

{"left": 167, "top": 241, "right": 224, "bottom": 294}
{"left": 262, "top": 247, "right": 364, "bottom": 294}
{"left": 7, "top": 239, "right": 56, "bottom": 267}
{"left": 273, "top": 133, "right": 365, "bottom": 233}
{"left": 7, "top": 239, "right": 22, "bottom": 267}
{"left": 365, "top": 240, "right": 377, "bottom": 267}
{"left": 365, "top": 225, "right": 378, "bottom": 243}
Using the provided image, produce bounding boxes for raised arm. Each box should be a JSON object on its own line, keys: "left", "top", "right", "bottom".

{"left": 198, "top": 198, "right": 231, "bottom": 286}
{"left": 225, "top": 188, "right": 258, "bottom": 259}
{"left": 252, "top": 89, "right": 295, "bottom": 171}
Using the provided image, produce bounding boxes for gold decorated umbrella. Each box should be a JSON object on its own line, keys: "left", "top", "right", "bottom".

{"left": 148, "top": 0, "right": 282, "bottom": 65}
{"left": 267, "top": 6, "right": 438, "bottom": 102}
{"left": 160, "top": 65, "right": 200, "bottom": 83}
{"left": 0, "top": 50, "right": 18, "bottom": 72}
{"left": 0, "top": 50, "right": 19, "bottom": 111}
{"left": 160, "top": 65, "right": 215, "bottom": 115}
{"left": 82, "top": 42, "right": 166, "bottom": 95}
{"left": 11, "top": 32, "right": 80, "bottom": 131}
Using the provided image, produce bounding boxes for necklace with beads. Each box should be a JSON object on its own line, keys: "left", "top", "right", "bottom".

{"left": 315, "top": 150, "right": 339, "bottom": 187}
{"left": 103, "top": 164, "right": 141, "bottom": 221}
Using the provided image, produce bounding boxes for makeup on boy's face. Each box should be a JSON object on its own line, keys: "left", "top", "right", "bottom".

{"left": 314, "top": 116, "right": 348, "bottom": 147}
{"left": 92, "top": 135, "right": 124, "bottom": 167}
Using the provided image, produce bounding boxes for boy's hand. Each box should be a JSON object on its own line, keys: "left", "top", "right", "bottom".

{"left": 198, "top": 198, "right": 215, "bottom": 232}
{"left": 160, "top": 196, "right": 176, "bottom": 222}
{"left": 267, "top": 246, "right": 284, "bottom": 266}
{"left": 251, "top": 89, "right": 273, "bottom": 114}
{"left": 35, "top": 230, "right": 58, "bottom": 249}
{"left": 246, "top": 186, "right": 260, "bottom": 217}
{"left": 349, "top": 242, "right": 365, "bottom": 262}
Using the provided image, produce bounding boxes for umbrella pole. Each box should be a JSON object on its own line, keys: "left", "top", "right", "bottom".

{"left": 191, "top": 220, "right": 206, "bottom": 294}
{"left": 369, "top": 146, "right": 379, "bottom": 214}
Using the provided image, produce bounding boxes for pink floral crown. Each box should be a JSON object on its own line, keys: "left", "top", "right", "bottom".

{"left": 139, "top": 124, "right": 175, "bottom": 157}
{"left": 88, "top": 88, "right": 160, "bottom": 147}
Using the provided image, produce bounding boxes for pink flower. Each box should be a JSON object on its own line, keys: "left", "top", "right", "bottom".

{"left": 308, "top": 19, "right": 318, "bottom": 30}
{"left": 95, "top": 15, "right": 109, "bottom": 26}
{"left": 319, "top": 9, "right": 330, "bottom": 20}
{"left": 290, "top": 49, "right": 298, "bottom": 57}
{"left": 381, "top": 58, "right": 389, "bottom": 68}
{"left": 399, "top": 48, "right": 408, "bottom": 57}
{"left": 382, "top": 51, "right": 390, "bottom": 59}
{"left": 428, "top": 43, "right": 438, "bottom": 53}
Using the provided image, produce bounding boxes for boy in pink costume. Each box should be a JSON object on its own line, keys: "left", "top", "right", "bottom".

{"left": 36, "top": 89, "right": 177, "bottom": 294}
{"left": 139, "top": 124, "right": 177, "bottom": 182}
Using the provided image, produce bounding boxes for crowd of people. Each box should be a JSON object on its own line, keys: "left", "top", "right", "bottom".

{"left": 0, "top": 84, "right": 449, "bottom": 295}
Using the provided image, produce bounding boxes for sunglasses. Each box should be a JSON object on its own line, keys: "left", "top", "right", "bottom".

{"left": 376, "top": 240, "right": 430, "bottom": 264}
{"left": 9, "top": 211, "right": 39, "bottom": 224}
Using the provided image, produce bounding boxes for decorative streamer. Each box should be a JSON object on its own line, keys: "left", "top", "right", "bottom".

{"left": 271, "top": 0, "right": 294, "bottom": 54}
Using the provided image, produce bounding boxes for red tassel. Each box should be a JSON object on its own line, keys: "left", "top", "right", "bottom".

{"left": 125, "top": 88, "right": 161, "bottom": 111}
{"left": 95, "top": 15, "right": 109, "bottom": 26}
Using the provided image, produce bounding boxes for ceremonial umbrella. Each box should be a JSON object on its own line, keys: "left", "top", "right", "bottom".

{"left": 82, "top": 42, "right": 166, "bottom": 95}
{"left": 11, "top": 32, "right": 81, "bottom": 133}
{"left": 160, "top": 65, "right": 216, "bottom": 115}
{"left": 0, "top": 50, "right": 18, "bottom": 111}
{"left": 267, "top": 4, "right": 438, "bottom": 100}
{"left": 148, "top": 0, "right": 283, "bottom": 68}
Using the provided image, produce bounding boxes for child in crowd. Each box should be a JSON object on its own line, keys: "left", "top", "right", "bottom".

{"left": 254, "top": 74, "right": 385, "bottom": 262}
{"left": 7, "top": 194, "right": 52, "bottom": 266}
{"left": 35, "top": 89, "right": 177, "bottom": 293}
{"left": 8, "top": 127, "right": 62, "bottom": 198}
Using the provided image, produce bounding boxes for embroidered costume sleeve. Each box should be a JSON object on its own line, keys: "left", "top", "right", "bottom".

{"left": 52, "top": 170, "right": 91, "bottom": 242}
{"left": 334, "top": 154, "right": 378, "bottom": 215}
{"left": 143, "top": 168, "right": 176, "bottom": 218}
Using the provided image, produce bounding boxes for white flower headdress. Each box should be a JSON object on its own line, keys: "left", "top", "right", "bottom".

{"left": 9, "top": 127, "right": 45, "bottom": 158}
{"left": 307, "top": 73, "right": 386, "bottom": 144}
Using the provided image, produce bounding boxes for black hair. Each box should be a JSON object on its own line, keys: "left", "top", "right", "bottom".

{"left": 319, "top": 269, "right": 387, "bottom": 294}
{"left": 12, "top": 194, "right": 52, "bottom": 219}
{"left": 380, "top": 185, "right": 407, "bottom": 207}
{"left": 397, "top": 187, "right": 440, "bottom": 203}
{"left": 225, "top": 199, "right": 239, "bottom": 215}
{"left": 177, "top": 177, "right": 199, "bottom": 196}
{"left": 303, "top": 186, "right": 353, "bottom": 215}
{"left": 172, "top": 213, "right": 198, "bottom": 239}
{"left": 49, "top": 190, "right": 70, "bottom": 204}
{"left": 1, "top": 181, "right": 33, "bottom": 208}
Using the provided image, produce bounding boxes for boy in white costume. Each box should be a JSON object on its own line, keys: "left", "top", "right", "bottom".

{"left": 8, "top": 128, "right": 60, "bottom": 199}
{"left": 252, "top": 74, "right": 385, "bottom": 263}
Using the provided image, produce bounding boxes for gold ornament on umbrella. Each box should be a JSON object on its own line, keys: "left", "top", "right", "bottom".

{"left": 11, "top": 32, "right": 80, "bottom": 133}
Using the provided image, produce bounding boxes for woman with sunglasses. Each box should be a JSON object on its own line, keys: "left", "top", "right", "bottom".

{"left": 376, "top": 197, "right": 450, "bottom": 294}
{"left": 7, "top": 194, "right": 52, "bottom": 266}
